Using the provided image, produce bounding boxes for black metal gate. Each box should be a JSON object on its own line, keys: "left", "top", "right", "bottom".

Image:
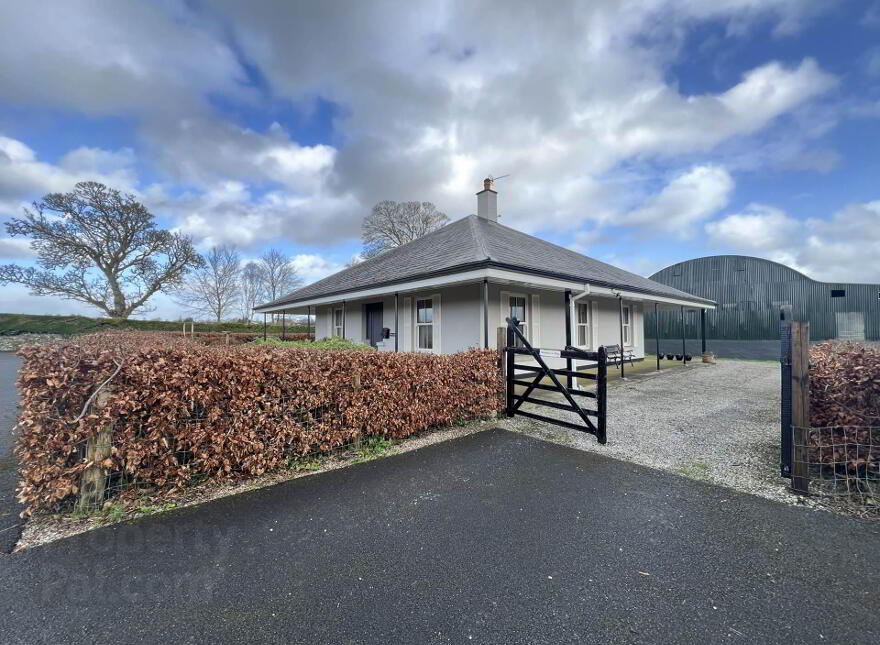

{"left": 503, "top": 317, "right": 608, "bottom": 444}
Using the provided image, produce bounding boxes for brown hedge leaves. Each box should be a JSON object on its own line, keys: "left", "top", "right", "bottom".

{"left": 16, "top": 332, "right": 502, "bottom": 514}
{"left": 809, "top": 342, "right": 880, "bottom": 478}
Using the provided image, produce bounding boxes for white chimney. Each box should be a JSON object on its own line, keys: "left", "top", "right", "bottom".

{"left": 476, "top": 177, "right": 498, "bottom": 222}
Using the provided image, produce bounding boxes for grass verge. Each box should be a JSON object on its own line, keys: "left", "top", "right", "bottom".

{"left": 0, "top": 312, "right": 305, "bottom": 336}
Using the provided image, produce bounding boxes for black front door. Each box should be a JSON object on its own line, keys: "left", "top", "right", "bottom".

{"left": 365, "top": 302, "right": 384, "bottom": 347}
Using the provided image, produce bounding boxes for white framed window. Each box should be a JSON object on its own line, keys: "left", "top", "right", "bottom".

{"left": 576, "top": 301, "right": 591, "bottom": 348}
{"left": 506, "top": 294, "right": 528, "bottom": 347}
{"left": 333, "top": 308, "right": 344, "bottom": 338}
{"left": 622, "top": 305, "right": 632, "bottom": 346}
{"left": 416, "top": 298, "right": 434, "bottom": 351}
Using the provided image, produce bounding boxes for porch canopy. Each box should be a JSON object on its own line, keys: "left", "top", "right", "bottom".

{"left": 254, "top": 214, "right": 715, "bottom": 354}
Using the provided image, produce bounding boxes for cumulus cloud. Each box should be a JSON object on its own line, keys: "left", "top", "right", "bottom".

{"left": 705, "top": 203, "right": 800, "bottom": 252}
{"left": 290, "top": 254, "right": 345, "bottom": 283}
{"left": 0, "top": 1, "right": 246, "bottom": 116}
{"left": 0, "top": 237, "right": 34, "bottom": 259}
{"left": 623, "top": 166, "right": 734, "bottom": 236}
{"left": 706, "top": 201, "right": 880, "bottom": 282}
{"left": 0, "top": 1, "right": 841, "bottom": 246}
{"left": 0, "top": 135, "right": 137, "bottom": 215}
{"left": 159, "top": 181, "right": 360, "bottom": 249}
{"left": 0, "top": 0, "right": 858, "bottom": 316}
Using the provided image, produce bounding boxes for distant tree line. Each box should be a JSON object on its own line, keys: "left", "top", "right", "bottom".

{"left": 1, "top": 182, "right": 450, "bottom": 322}
{"left": 174, "top": 245, "right": 302, "bottom": 322}
{"left": 0, "top": 182, "right": 303, "bottom": 322}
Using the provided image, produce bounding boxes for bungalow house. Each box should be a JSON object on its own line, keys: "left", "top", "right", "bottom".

{"left": 254, "top": 179, "right": 715, "bottom": 363}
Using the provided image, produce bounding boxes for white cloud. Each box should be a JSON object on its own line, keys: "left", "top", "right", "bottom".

{"left": 0, "top": 1, "right": 246, "bottom": 116}
{"left": 705, "top": 203, "right": 800, "bottom": 252}
{"left": 0, "top": 135, "right": 137, "bottom": 215}
{"left": 623, "top": 165, "right": 734, "bottom": 236}
{"left": 0, "top": 237, "right": 34, "bottom": 259}
{"left": 161, "top": 181, "right": 361, "bottom": 248}
{"left": 0, "top": 1, "right": 841, "bottom": 249}
{"left": 705, "top": 201, "right": 880, "bottom": 282}
{"left": 290, "top": 254, "right": 345, "bottom": 283}
{"left": 142, "top": 119, "right": 336, "bottom": 192}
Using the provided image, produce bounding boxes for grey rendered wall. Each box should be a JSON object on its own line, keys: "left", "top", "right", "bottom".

{"left": 315, "top": 283, "right": 644, "bottom": 357}
{"left": 316, "top": 285, "right": 482, "bottom": 353}
{"left": 489, "top": 285, "right": 644, "bottom": 359}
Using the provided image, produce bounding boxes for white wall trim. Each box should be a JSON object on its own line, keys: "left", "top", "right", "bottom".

{"left": 532, "top": 294, "right": 541, "bottom": 347}
{"left": 590, "top": 300, "right": 599, "bottom": 349}
{"left": 256, "top": 267, "right": 715, "bottom": 313}
{"left": 414, "top": 293, "right": 441, "bottom": 354}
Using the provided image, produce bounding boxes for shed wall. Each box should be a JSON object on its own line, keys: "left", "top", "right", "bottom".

{"left": 645, "top": 255, "right": 880, "bottom": 341}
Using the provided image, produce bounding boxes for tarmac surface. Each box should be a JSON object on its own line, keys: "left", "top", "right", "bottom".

{"left": 1, "top": 428, "right": 878, "bottom": 644}
{"left": 0, "top": 353, "right": 22, "bottom": 553}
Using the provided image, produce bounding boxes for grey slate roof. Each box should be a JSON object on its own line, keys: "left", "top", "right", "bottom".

{"left": 256, "top": 215, "right": 714, "bottom": 309}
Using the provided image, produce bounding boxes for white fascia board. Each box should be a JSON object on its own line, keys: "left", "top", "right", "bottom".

{"left": 255, "top": 265, "right": 713, "bottom": 313}
{"left": 255, "top": 268, "right": 493, "bottom": 313}
{"left": 605, "top": 288, "right": 716, "bottom": 310}
{"left": 484, "top": 268, "right": 584, "bottom": 291}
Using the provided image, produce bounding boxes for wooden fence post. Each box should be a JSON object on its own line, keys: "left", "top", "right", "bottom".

{"left": 791, "top": 321, "right": 810, "bottom": 495}
{"left": 77, "top": 388, "right": 114, "bottom": 510}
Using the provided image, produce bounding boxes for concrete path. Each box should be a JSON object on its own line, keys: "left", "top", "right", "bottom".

{"left": 1, "top": 429, "right": 877, "bottom": 644}
{"left": 0, "top": 353, "right": 22, "bottom": 554}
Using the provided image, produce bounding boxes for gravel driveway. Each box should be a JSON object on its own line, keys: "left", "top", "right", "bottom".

{"left": 505, "top": 360, "right": 789, "bottom": 504}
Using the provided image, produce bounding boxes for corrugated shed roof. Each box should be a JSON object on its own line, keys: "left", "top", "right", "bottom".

{"left": 257, "top": 215, "right": 714, "bottom": 309}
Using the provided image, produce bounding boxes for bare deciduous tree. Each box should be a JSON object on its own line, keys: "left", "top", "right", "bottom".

{"left": 0, "top": 181, "right": 202, "bottom": 319}
{"left": 239, "top": 261, "right": 263, "bottom": 322}
{"left": 175, "top": 244, "right": 241, "bottom": 322}
{"left": 361, "top": 201, "right": 449, "bottom": 258}
{"left": 258, "top": 248, "right": 302, "bottom": 306}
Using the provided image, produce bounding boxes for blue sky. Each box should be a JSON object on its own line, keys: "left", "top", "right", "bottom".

{"left": 0, "top": 0, "right": 878, "bottom": 318}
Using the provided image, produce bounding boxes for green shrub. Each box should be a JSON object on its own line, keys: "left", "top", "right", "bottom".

{"left": 251, "top": 336, "right": 376, "bottom": 351}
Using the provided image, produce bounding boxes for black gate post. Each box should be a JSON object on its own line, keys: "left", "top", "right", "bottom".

{"left": 700, "top": 308, "right": 707, "bottom": 355}
{"left": 618, "top": 297, "right": 626, "bottom": 379}
{"left": 564, "top": 290, "right": 573, "bottom": 388}
{"left": 655, "top": 302, "right": 660, "bottom": 371}
{"left": 505, "top": 322, "right": 515, "bottom": 417}
{"left": 780, "top": 305, "right": 793, "bottom": 478}
{"left": 263, "top": 313, "right": 267, "bottom": 340}
{"left": 282, "top": 312, "right": 286, "bottom": 340}
{"left": 597, "top": 346, "right": 607, "bottom": 444}
{"left": 680, "top": 306, "right": 686, "bottom": 363}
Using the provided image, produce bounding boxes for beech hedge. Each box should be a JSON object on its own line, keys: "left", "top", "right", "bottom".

{"left": 16, "top": 332, "right": 502, "bottom": 515}
{"left": 809, "top": 341, "right": 880, "bottom": 478}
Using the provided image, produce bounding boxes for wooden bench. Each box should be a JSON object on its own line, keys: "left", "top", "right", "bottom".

{"left": 604, "top": 344, "right": 635, "bottom": 368}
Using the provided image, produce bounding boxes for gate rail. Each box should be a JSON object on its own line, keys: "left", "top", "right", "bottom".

{"left": 504, "top": 317, "right": 608, "bottom": 444}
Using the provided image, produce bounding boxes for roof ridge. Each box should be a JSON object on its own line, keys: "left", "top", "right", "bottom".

{"left": 469, "top": 215, "right": 491, "bottom": 261}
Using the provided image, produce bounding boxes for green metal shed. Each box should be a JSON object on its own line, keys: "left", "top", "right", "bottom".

{"left": 645, "top": 255, "right": 880, "bottom": 341}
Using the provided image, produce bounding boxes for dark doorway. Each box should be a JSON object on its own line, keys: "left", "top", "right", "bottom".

{"left": 365, "top": 302, "right": 384, "bottom": 347}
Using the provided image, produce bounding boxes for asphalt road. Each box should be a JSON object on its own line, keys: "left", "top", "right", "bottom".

{"left": 1, "top": 429, "right": 878, "bottom": 644}
{"left": 0, "top": 352, "right": 22, "bottom": 554}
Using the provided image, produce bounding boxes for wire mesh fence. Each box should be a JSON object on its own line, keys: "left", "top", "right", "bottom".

{"left": 793, "top": 425, "right": 880, "bottom": 512}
